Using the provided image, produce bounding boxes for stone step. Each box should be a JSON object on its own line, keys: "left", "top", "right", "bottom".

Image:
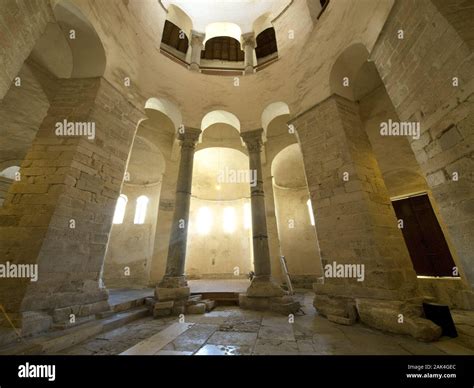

{"left": 0, "top": 307, "right": 149, "bottom": 355}
{"left": 110, "top": 296, "right": 148, "bottom": 313}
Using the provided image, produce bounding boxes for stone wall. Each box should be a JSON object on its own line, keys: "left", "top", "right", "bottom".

{"left": 0, "top": 0, "right": 53, "bottom": 100}
{"left": 185, "top": 197, "right": 253, "bottom": 279}
{"left": 0, "top": 177, "right": 11, "bottom": 206}
{"left": 273, "top": 185, "right": 322, "bottom": 287}
{"left": 103, "top": 183, "right": 162, "bottom": 288}
{"left": 370, "top": 0, "right": 474, "bottom": 288}
{"left": 0, "top": 76, "right": 142, "bottom": 333}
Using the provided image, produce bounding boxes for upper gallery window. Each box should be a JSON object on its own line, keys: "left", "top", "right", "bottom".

{"left": 161, "top": 20, "right": 189, "bottom": 58}
{"left": 255, "top": 27, "right": 278, "bottom": 63}
{"left": 201, "top": 36, "right": 245, "bottom": 62}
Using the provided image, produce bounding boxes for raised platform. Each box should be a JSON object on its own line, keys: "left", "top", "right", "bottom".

{"left": 188, "top": 279, "right": 250, "bottom": 293}
{"left": 188, "top": 279, "right": 250, "bottom": 306}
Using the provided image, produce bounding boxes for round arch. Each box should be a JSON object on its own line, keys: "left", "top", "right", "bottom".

{"left": 329, "top": 43, "right": 370, "bottom": 101}
{"left": 261, "top": 101, "right": 290, "bottom": 135}
{"left": 166, "top": 3, "right": 193, "bottom": 40}
{"left": 41, "top": 0, "right": 107, "bottom": 78}
{"left": 201, "top": 110, "right": 241, "bottom": 133}
{"left": 253, "top": 12, "right": 273, "bottom": 38}
{"left": 204, "top": 22, "right": 242, "bottom": 44}
{"left": 145, "top": 97, "right": 182, "bottom": 132}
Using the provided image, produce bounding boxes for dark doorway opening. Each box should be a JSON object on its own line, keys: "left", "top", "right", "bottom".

{"left": 392, "top": 194, "right": 458, "bottom": 277}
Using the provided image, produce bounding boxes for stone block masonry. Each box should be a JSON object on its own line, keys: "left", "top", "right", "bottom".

{"left": 0, "top": 76, "right": 143, "bottom": 335}
{"left": 292, "top": 95, "right": 440, "bottom": 340}
{"left": 371, "top": 0, "right": 474, "bottom": 289}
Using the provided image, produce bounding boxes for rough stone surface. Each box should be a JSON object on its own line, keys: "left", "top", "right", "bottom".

{"left": 356, "top": 298, "right": 442, "bottom": 342}
{"left": 186, "top": 303, "right": 206, "bottom": 315}
{"left": 154, "top": 287, "right": 190, "bottom": 302}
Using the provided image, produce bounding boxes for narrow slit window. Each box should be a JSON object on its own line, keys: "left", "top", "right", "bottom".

{"left": 113, "top": 194, "right": 128, "bottom": 224}
{"left": 134, "top": 195, "right": 149, "bottom": 225}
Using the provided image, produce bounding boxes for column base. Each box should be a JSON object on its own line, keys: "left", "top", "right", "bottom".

{"left": 238, "top": 276, "right": 300, "bottom": 315}
{"left": 189, "top": 63, "right": 200, "bottom": 72}
{"left": 155, "top": 276, "right": 190, "bottom": 303}
{"left": 244, "top": 66, "right": 254, "bottom": 75}
{"left": 246, "top": 276, "right": 286, "bottom": 297}
{"left": 239, "top": 294, "right": 300, "bottom": 315}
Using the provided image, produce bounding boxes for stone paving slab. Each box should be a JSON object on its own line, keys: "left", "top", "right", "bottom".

{"left": 120, "top": 323, "right": 194, "bottom": 355}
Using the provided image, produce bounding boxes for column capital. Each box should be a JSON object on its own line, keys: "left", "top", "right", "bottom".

{"left": 190, "top": 30, "right": 205, "bottom": 47}
{"left": 241, "top": 128, "right": 264, "bottom": 152}
{"left": 178, "top": 127, "right": 201, "bottom": 147}
{"left": 241, "top": 32, "right": 256, "bottom": 49}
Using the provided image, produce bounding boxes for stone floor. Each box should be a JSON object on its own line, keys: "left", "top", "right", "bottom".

{"left": 57, "top": 292, "right": 474, "bottom": 356}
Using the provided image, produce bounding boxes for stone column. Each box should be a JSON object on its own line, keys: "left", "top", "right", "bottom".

{"left": 239, "top": 129, "right": 299, "bottom": 314}
{"left": 241, "top": 33, "right": 256, "bottom": 75}
{"left": 156, "top": 128, "right": 201, "bottom": 300}
{"left": 189, "top": 30, "right": 205, "bottom": 72}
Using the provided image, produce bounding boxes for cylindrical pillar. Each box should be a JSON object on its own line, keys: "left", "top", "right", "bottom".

{"left": 241, "top": 129, "right": 285, "bottom": 297}
{"left": 189, "top": 31, "right": 205, "bottom": 71}
{"left": 159, "top": 127, "right": 201, "bottom": 288}
{"left": 241, "top": 33, "right": 256, "bottom": 75}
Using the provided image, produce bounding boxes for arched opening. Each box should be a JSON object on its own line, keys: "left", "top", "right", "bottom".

{"left": 201, "top": 37, "right": 245, "bottom": 62}
{"left": 161, "top": 20, "right": 189, "bottom": 57}
{"left": 255, "top": 27, "right": 278, "bottom": 64}
{"left": 185, "top": 147, "right": 253, "bottom": 281}
{"left": 145, "top": 97, "right": 182, "bottom": 133}
{"left": 200, "top": 110, "right": 242, "bottom": 149}
{"left": 261, "top": 101, "right": 290, "bottom": 138}
{"left": 271, "top": 144, "right": 322, "bottom": 288}
{"left": 47, "top": 0, "right": 107, "bottom": 78}
{"left": 134, "top": 195, "right": 150, "bottom": 225}
{"left": 332, "top": 43, "right": 461, "bottom": 300}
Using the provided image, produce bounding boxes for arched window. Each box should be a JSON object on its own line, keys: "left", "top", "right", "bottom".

{"left": 161, "top": 20, "right": 189, "bottom": 54}
{"left": 197, "top": 207, "right": 212, "bottom": 235}
{"left": 307, "top": 199, "right": 315, "bottom": 226}
{"left": 113, "top": 194, "right": 128, "bottom": 224}
{"left": 134, "top": 195, "right": 149, "bottom": 225}
{"left": 243, "top": 202, "right": 252, "bottom": 230}
{"left": 0, "top": 165, "right": 20, "bottom": 180}
{"left": 201, "top": 37, "right": 244, "bottom": 62}
{"left": 255, "top": 27, "right": 278, "bottom": 61}
{"left": 223, "top": 207, "right": 236, "bottom": 234}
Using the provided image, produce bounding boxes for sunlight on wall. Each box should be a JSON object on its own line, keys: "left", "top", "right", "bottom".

{"left": 197, "top": 206, "right": 212, "bottom": 234}
{"left": 307, "top": 199, "right": 315, "bottom": 226}
{"left": 223, "top": 206, "right": 236, "bottom": 234}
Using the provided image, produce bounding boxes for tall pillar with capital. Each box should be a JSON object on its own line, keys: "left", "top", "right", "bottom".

{"left": 240, "top": 129, "right": 300, "bottom": 314}
{"left": 156, "top": 127, "right": 201, "bottom": 301}
{"left": 241, "top": 32, "right": 256, "bottom": 75}
{"left": 189, "top": 30, "right": 205, "bottom": 72}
